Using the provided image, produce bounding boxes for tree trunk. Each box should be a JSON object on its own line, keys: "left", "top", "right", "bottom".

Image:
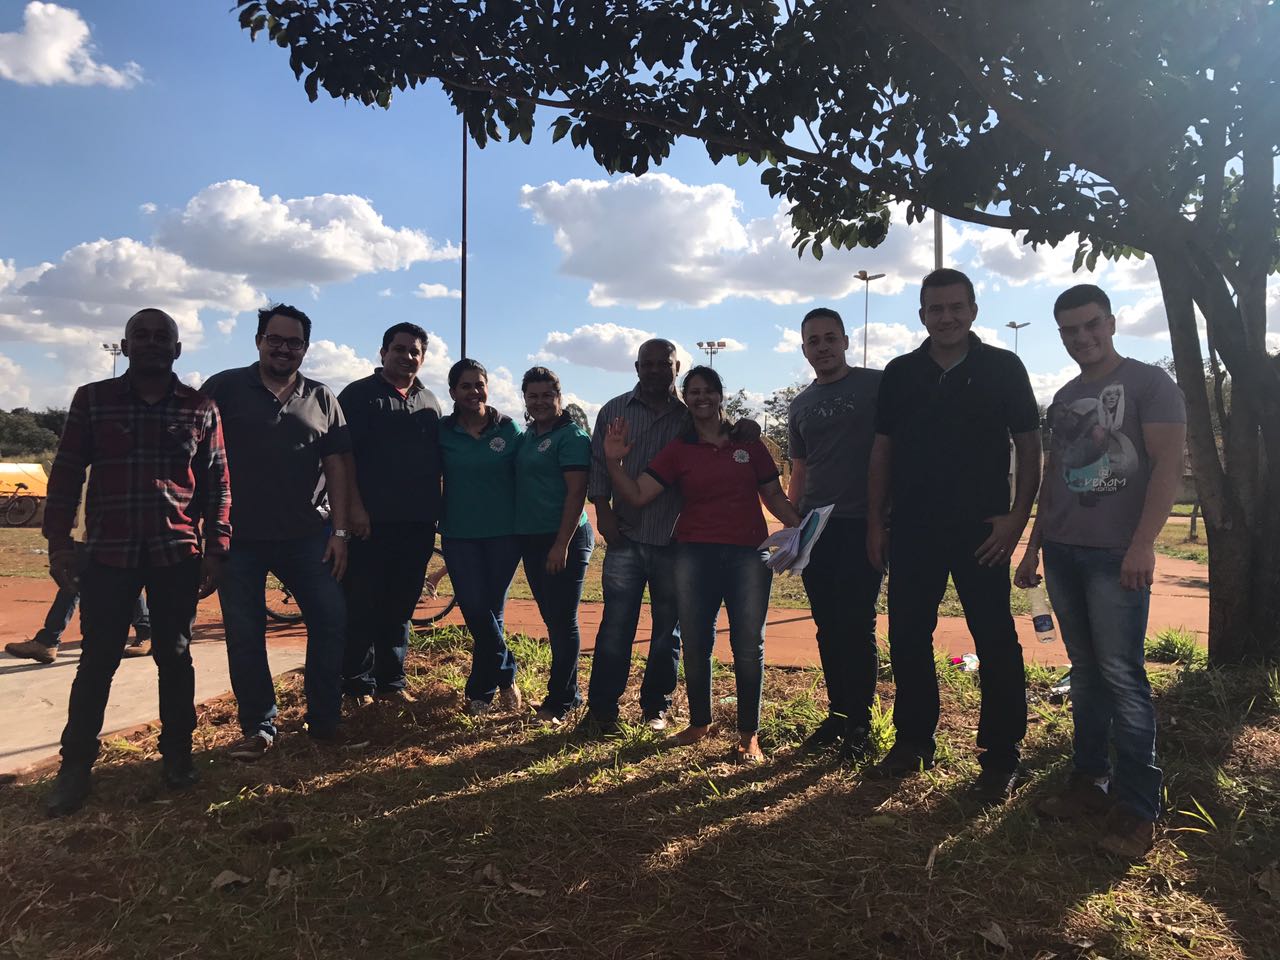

{"left": 1153, "top": 252, "right": 1277, "bottom": 663}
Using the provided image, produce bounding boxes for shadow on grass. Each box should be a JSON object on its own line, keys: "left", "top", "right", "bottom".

{"left": 0, "top": 637, "right": 1276, "bottom": 960}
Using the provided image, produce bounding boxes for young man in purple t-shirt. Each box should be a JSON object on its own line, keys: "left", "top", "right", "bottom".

{"left": 1016, "top": 283, "right": 1186, "bottom": 859}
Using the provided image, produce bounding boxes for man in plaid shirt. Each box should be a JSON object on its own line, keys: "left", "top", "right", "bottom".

{"left": 41, "top": 308, "right": 231, "bottom": 817}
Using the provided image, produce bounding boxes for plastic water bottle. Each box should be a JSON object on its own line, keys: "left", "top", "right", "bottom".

{"left": 1027, "top": 583, "right": 1056, "bottom": 644}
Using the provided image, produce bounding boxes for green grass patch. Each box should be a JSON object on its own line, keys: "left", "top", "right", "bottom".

{"left": 1146, "top": 626, "right": 1207, "bottom": 665}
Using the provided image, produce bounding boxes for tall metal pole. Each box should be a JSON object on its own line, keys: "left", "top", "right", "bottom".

{"left": 862, "top": 279, "right": 870, "bottom": 367}
{"left": 933, "top": 209, "right": 943, "bottom": 269}
{"left": 460, "top": 119, "right": 468, "bottom": 360}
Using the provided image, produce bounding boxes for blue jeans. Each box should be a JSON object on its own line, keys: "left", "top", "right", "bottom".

{"left": 586, "top": 537, "right": 682, "bottom": 722}
{"left": 521, "top": 523, "right": 595, "bottom": 717}
{"left": 441, "top": 535, "right": 522, "bottom": 703}
{"left": 343, "top": 522, "right": 434, "bottom": 696}
{"left": 675, "top": 543, "right": 772, "bottom": 733}
{"left": 1044, "top": 541, "right": 1161, "bottom": 821}
{"left": 218, "top": 531, "right": 347, "bottom": 740}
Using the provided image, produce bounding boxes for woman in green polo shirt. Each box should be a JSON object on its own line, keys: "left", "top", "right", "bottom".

{"left": 438, "top": 359, "right": 524, "bottom": 716}
{"left": 514, "top": 366, "right": 595, "bottom": 726}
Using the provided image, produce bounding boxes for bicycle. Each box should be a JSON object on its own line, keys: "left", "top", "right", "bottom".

{"left": 0, "top": 482, "right": 40, "bottom": 527}
{"left": 265, "top": 545, "right": 457, "bottom": 626}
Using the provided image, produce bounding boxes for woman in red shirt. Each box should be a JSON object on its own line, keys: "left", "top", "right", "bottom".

{"left": 604, "top": 365, "right": 801, "bottom": 762}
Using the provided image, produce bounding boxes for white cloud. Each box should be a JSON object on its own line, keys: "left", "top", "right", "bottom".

{"left": 483, "top": 365, "right": 524, "bottom": 417}
{"left": 139, "top": 202, "right": 156, "bottom": 215}
{"left": 0, "top": 353, "right": 31, "bottom": 407}
{"left": 300, "top": 340, "right": 376, "bottom": 392}
{"left": 0, "top": 2, "right": 141, "bottom": 88}
{"left": 521, "top": 175, "right": 940, "bottom": 309}
{"left": 377, "top": 288, "right": 393, "bottom": 298}
{"left": 414, "top": 283, "right": 461, "bottom": 300}
{"left": 216, "top": 316, "right": 236, "bottom": 335}
{"left": 532, "top": 321, "right": 694, "bottom": 373}
{"left": 1114, "top": 294, "right": 1175, "bottom": 339}
{"left": 773, "top": 328, "right": 802, "bottom": 354}
{"left": 563, "top": 392, "right": 602, "bottom": 428}
{"left": 156, "top": 180, "right": 458, "bottom": 287}
{"left": 184, "top": 370, "right": 204, "bottom": 390}
{"left": 717, "top": 337, "right": 747, "bottom": 352}
{"left": 860, "top": 323, "right": 925, "bottom": 369}
{"left": 1028, "top": 364, "right": 1080, "bottom": 404}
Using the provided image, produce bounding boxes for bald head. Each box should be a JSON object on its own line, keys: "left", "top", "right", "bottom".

{"left": 125, "top": 308, "right": 179, "bottom": 342}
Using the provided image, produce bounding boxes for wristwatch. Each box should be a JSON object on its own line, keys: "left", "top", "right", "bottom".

{"left": 333, "top": 529, "right": 351, "bottom": 541}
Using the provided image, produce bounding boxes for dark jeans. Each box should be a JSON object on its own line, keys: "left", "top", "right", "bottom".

{"left": 218, "top": 531, "right": 347, "bottom": 740}
{"left": 586, "top": 537, "right": 682, "bottom": 722}
{"left": 343, "top": 522, "right": 435, "bottom": 696}
{"left": 441, "top": 535, "right": 522, "bottom": 704}
{"left": 1044, "top": 541, "right": 1161, "bottom": 821}
{"left": 887, "top": 522, "right": 1026, "bottom": 771}
{"left": 801, "top": 517, "right": 885, "bottom": 732}
{"left": 59, "top": 558, "right": 200, "bottom": 768}
{"left": 675, "top": 543, "right": 772, "bottom": 733}
{"left": 36, "top": 543, "right": 150, "bottom": 647}
{"left": 521, "top": 523, "right": 595, "bottom": 717}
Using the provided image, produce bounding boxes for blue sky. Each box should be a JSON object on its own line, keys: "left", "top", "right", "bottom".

{"left": 0, "top": 1, "right": 1215, "bottom": 421}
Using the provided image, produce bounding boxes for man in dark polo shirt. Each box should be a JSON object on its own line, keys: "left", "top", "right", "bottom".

{"left": 867, "top": 268, "right": 1041, "bottom": 804}
{"left": 338, "top": 322, "right": 442, "bottom": 705}
{"left": 201, "top": 304, "right": 354, "bottom": 760}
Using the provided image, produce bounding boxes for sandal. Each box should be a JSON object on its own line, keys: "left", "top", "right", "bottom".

{"left": 734, "top": 740, "right": 765, "bottom": 765}
{"left": 663, "top": 723, "right": 716, "bottom": 748}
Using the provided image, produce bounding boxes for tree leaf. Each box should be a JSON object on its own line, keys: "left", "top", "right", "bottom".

{"left": 210, "top": 869, "right": 252, "bottom": 892}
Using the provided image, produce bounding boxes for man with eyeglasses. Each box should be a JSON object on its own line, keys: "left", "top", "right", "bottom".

{"left": 201, "top": 304, "right": 354, "bottom": 760}
{"left": 866, "top": 268, "right": 1041, "bottom": 806}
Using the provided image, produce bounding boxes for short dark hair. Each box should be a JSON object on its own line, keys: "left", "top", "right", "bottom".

{"left": 920, "top": 268, "right": 976, "bottom": 307}
{"left": 447, "top": 358, "right": 487, "bottom": 390}
{"left": 381, "top": 322, "right": 428, "bottom": 351}
{"left": 801, "top": 307, "right": 845, "bottom": 334}
{"left": 1053, "top": 284, "right": 1112, "bottom": 320}
{"left": 521, "top": 365, "right": 561, "bottom": 394}
{"left": 257, "top": 303, "right": 312, "bottom": 342}
{"left": 681, "top": 364, "right": 724, "bottom": 398}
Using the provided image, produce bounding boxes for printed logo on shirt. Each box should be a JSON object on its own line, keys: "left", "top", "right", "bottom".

{"left": 1049, "top": 383, "right": 1136, "bottom": 506}
{"left": 733, "top": 448, "right": 750, "bottom": 463}
{"left": 537, "top": 437, "right": 553, "bottom": 453}
{"left": 489, "top": 436, "right": 507, "bottom": 452}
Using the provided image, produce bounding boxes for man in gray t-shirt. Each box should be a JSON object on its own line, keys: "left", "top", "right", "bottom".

{"left": 786, "top": 307, "right": 885, "bottom": 761}
{"left": 1016, "top": 283, "right": 1186, "bottom": 859}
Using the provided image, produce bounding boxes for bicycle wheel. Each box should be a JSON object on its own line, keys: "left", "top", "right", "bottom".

{"left": 265, "top": 573, "right": 304, "bottom": 624}
{"left": 412, "top": 547, "right": 457, "bottom": 626}
{"left": 4, "top": 496, "right": 38, "bottom": 527}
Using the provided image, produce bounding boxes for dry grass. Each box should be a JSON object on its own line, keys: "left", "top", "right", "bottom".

{"left": 1, "top": 629, "right": 1276, "bottom": 959}
{"left": 0, "top": 527, "right": 49, "bottom": 578}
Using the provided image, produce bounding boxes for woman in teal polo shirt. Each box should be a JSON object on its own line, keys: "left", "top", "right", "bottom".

{"left": 603, "top": 365, "right": 802, "bottom": 762}
{"left": 438, "top": 359, "right": 524, "bottom": 716}
{"left": 514, "top": 366, "right": 595, "bottom": 725}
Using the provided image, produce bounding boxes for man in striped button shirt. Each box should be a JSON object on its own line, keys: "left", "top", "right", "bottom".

{"left": 41, "top": 308, "right": 231, "bottom": 817}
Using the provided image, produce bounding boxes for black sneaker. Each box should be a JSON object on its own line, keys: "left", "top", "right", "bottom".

{"left": 970, "top": 766, "right": 1025, "bottom": 808}
{"left": 574, "top": 712, "right": 619, "bottom": 737}
{"left": 162, "top": 756, "right": 200, "bottom": 791}
{"left": 839, "top": 725, "right": 873, "bottom": 764}
{"left": 867, "top": 741, "right": 934, "bottom": 779}
{"left": 802, "top": 716, "right": 846, "bottom": 752}
{"left": 45, "top": 764, "right": 92, "bottom": 817}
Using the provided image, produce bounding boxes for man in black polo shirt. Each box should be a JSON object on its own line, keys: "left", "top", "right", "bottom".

{"left": 202, "top": 304, "right": 354, "bottom": 761}
{"left": 867, "top": 268, "right": 1041, "bottom": 804}
{"left": 338, "top": 322, "right": 442, "bottom": 705}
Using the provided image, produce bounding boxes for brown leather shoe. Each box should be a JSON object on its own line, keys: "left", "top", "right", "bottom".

{"left": 1037, "top": 773, "right": 1114, "bottom": 821}
{"left": 374, "top": 689, "right": 415, "bottom": 704}
{"left": 122, "top": 640, "right": 152, "bottom": 658}
{"left": 1098, "top": 807, "right": 1156, "bottom": 858}
{"left": 5, "top": 639, "right": 56, "bottom": 664}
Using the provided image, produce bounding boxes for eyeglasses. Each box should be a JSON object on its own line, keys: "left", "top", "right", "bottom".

{"left": 263, "top": 334, "right": 306, "bottom": 352}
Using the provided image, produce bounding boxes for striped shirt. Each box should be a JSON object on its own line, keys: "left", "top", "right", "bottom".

{"left": 588, "top": 386, "right": 686, "bottom": 546}
{"left": 43, "top": 374, "right": 232, "bottom": 568}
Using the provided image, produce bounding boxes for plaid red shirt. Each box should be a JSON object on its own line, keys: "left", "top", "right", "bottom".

{"left": 43, "top": 374, "right": 232, "bottom": 567}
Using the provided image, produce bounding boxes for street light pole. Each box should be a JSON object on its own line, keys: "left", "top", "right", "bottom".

{"left": 697, "top": 339, "right": 727, "bottom": 367}
{"left": 1005, "top": 321, "right": 1030, "bottom": 355}
{"left": 933, "top": 210, "right": 944, "bottom": 269}
{"left": 460, "top": 118, "right": 469, "bottom": 359}
{"left": 101, "top": 343, "right": 122, "bottom": 377}
{"left": 854, "top": 270, "right": 885, "bottom": 367}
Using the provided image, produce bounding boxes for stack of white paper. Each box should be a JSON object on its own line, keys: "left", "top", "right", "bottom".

{"left": 758, "top": 505, "right": 834, "bottom": 575}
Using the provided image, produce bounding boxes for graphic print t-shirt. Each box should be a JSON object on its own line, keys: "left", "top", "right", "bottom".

{"left": 788, "top": 367, "right": 881, "bottom": 519}
{"left": 1041, "top": 358, "right": 1185, "bottom": 549}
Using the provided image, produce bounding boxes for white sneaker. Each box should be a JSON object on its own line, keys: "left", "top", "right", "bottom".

{"left": 498, "top": 683, "right": 523, "bottom": 713}
{"left": 466, "top": 699, "right": 492, "bottom": 717}
{"left": 645, "top": 714, "right": 669, "bottom": 733}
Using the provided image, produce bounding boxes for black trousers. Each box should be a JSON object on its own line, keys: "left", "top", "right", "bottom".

{"left": 800, "top": 517, "right": 885, "bottom": 732}
{"left": 342, "top": 522, "right": 435, "bottom": 695}
{"left": 887, "top": 522, "right": 1026, "bottom": 771}
{"left": 60, "top": 557, "right": 201, "bottom": 768}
